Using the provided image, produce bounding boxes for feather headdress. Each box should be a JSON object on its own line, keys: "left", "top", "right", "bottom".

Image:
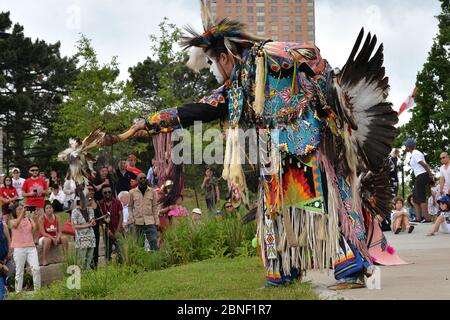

{"left": 180, "top": 0, "right": 265, "bottom": 72}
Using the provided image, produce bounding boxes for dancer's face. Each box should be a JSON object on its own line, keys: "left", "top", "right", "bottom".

{"left": 206, "top": 51, "right": 235, "bottom": 84}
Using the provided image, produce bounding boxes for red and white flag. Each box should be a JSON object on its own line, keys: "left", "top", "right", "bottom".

{"left": 398, "top": 87, "right": 417, "bottom": 116}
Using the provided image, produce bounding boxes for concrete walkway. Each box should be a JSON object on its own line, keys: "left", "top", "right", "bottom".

{"left": 307, "top": 223, "right": 450, "bottom": 300}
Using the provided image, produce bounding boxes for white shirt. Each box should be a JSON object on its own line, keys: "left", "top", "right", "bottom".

{"left": 49, "top": 190, "right": 66, "bottom": 204}
{"left": 410, "top": 149, "right": 427, "bottom": 177}
{"left": 122, "top": 204, "right": 129, "bottom": 225}
{"left": 440, "top": 164, "right": 450, "bottom": 195}
{"left": 63, "top": 179, "right": 76, "bottom": 202}
{"left": 12, "top": 177, "right": 25, "bottom": 199}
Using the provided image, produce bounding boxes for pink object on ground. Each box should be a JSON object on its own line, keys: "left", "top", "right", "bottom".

{"left": 367, "top": 220, "right": 409, "bottom": 266}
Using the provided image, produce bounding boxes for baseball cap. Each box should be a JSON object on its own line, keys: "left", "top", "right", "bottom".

{"left": 192, "top": 208, "right": 202, "bottom": 215}
{"left": 162, "top": 180, "right": 174, "bottom": 190}
{"left": 11, "top": 167, "right": 20, "bottom": 174}
{"left": 437, "top": 195, "right": 450, "bottom": 204}
{"left": 403, "top": 138, "right": 416, "bottom": 148}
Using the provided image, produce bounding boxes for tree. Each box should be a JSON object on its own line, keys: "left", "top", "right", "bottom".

{"left": 53, "top": 35, "right": 143, "bottom": 167}
{"left": 0, "top": 11, "right": 78, "bottom": 172}
{"left": 397, "top": 0, "right": 450, "bottom": 169}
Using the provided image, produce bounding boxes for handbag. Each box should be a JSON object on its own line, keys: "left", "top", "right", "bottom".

{"left": 62, "top": 219, "right": 76, "bottom": 236}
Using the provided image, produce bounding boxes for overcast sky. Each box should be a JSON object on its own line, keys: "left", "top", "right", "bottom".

{"left": 1, "top": 0, "right": 442, "bottom": 125}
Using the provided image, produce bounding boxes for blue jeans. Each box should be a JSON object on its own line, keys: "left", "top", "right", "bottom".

{"left": 0, "top": 276, "right": 5, "bottom": 300}
{"left": 136, "top": 224, "right": 158, "bottom": 251}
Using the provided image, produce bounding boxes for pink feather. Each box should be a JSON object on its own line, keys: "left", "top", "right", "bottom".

{"left": 387, "top": 246, "right": 395, "bottom": 255}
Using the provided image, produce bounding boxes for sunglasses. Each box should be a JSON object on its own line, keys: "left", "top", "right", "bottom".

{"left": 440, "top": 157, "right": 447, "bottom": 160}
{"left": 103, "top": 191, "right": 112, "bottom": 195}
{"left": 30, "top": 169, "right": 39, "bottom": 172}
{"left": 138, "top": 177, "right": 147, "bottom": 180}
{"left": 88, "top": 188, "right": 94, "bottom": 192}
{"left": 225, "top": 205, "right": 233, "bottom": 209}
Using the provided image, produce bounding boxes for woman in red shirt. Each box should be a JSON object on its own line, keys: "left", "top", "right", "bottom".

{"left": 0, "top": 176, "right": 18, "bottom": 220}
{"left": 38, "top": 201, "right": 68, "bottom": 266}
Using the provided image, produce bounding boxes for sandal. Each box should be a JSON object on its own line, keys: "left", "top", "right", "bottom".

{"left": 427, "top": 232, "right": 435, "bottom": 236}
{"left": 395, "top": 228, "right": 402, "bottom": 234}
{"left": 408, "top": 225, "right": 414, "bottom": 233}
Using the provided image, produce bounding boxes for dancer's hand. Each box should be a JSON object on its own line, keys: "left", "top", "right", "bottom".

{"left": 132, "top": 119, "right": 147, "bottom": 132}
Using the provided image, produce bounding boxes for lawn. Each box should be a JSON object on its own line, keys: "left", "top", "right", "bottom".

{"left": 25, "top": 257, "right": 319, "bottom": 300}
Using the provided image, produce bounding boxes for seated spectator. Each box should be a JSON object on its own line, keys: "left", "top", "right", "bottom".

{"left": 428, "top": 184, "right": 440, "bottom": 218}
{"left": 191, "top": 208, "right": 202, "bottom": 223}
{"left": 0, "top": 176, "right": 18, "bottom": 222}
{"left": 168, "top": 195, "right": 189, "bottom": 219}
{"left": 427, "top": 195, "right": 450, "bottom": 236}
{"left": 38, "top": 201, "right": 69, "bottom": 266}
{"left": 391, "top": 197, "right": 414, "bottom": 234}
{"left": 72, "top": 197, "right": 96, "bottom": 270}
{"left": 10, "top": 203, "right": 41, "bottom": 293}
{"left": 407, "top": 194, "right": 422, "bottom": 221}
{"left": 0, "top": 216, "right": 12, "bottom": 300}
{"left": 49, "top": 185, "right": 65, "bottom": 212}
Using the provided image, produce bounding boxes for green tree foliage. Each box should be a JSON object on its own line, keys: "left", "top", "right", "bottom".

{"left": 53, "top": 35, "right": 144, "bottom": 166}
{"left": 0, "top": 11, "right": 78, "bottom": 171}
{"left": 397, "top": 0, "right": 450, "bottom": 169}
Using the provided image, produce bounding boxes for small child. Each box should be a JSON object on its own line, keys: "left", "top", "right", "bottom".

{"left": 391, "top": 197, "right": 414, "bottom": 234}
{"left": 427, "top": 195, "right": 450, "bottom": 236}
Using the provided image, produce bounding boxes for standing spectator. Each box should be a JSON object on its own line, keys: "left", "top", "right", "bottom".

{"left": 201, "top": 168, "right": 220, "bottom": 213}
{"left": 98, "top": 185, "right": 123, "bottom": 262}
{"left": 391, "top": 197, "right": 414, "bottom": 234}
{"left": 72, "top": 196, "right": 96, "bottom": 270}
{"left": 22, "top": 164, "right": 49, "bottom": 216}
{"left": 87, "top": 185, "right": 102, "bottom": 269}
{"left": 63, "top": 178, "right": 77, "bottom": 210}
{"left": 118, "top": 191, "right": 130, "bottom": 231}
{"left": 48, "top": 185, "right": 65, "bottom": 212}
{"left": 127, "top": 154, "right": 142, "bottom": 189}
{"left": 115, "top": 159, "right": 137, "bottom": 194}
{"left": 11, "top": 168, "right": 25, "bottom": 203}
{"left": 0, "top": 176, "right": 18, "bottom": 220}
{"left": 221, "top": 201, "right": 241, "bottom": 219}
{"left": 93, "top": 167, "right": 115, "bottom": 201}
{"left": 10, "top": 204, "right": 41, "bottom": 293}
{"left": 427, "top": 195, "right": 450, "bottom": 236}
{"left": 39, "top": 172, "right": 50, "bottom": 187}
{"left": 404, "top": 139, "right": 433, "bottom": 223}
{"left": 0, "top": 216, "right": 12, "bottom": 300}
{"left": 128, "top": 173, "right": 159, "bottom": 251}
{"left": 48, "top": 170, "right": 62, "bottom": 190}
{"left": 146, "top": 159, "right": 159, "bottom": 187}
{"left": 439, "top": 152, "right": 450, "bottom": 196}
{"left": 387, "top": 148, "right": 401, "bottom": 196}
{"left": 38, "top": 201, "right": 68, "bottom": 266}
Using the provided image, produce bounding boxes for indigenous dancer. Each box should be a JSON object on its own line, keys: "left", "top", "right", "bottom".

{"left": 60, "top": 1, "right": 398, "bottom": 289}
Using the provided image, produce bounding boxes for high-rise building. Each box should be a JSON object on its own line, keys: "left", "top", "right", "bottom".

{"left": 207, "top": 0, "right": 315, "bottom": 44}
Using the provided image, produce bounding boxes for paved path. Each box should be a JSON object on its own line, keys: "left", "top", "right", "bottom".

{"left": 307, "top": 223, "right": 450, "bottom": 300}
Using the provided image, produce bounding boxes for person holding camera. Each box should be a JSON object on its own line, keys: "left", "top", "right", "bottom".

{"left": 10, "top": 203, "right": 41, "bottom": 293}
{"left": 72, "top": 195, "right": 97, "bottom": 270}
{"left": 22, "top": 164, "right": 49, "bottom": 217}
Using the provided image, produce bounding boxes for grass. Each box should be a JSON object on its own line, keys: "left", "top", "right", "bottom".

{"left": 22, "top": 257, "right": 318, "bottom": 300}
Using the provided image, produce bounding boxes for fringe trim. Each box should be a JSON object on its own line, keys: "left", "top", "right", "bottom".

{"left": 253, "top": 56, "right": 266, "bottom": 115}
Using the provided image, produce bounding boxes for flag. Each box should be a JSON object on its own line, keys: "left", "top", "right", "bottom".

{"left": 398, "top": 87, "right": 417, "bottom": 116}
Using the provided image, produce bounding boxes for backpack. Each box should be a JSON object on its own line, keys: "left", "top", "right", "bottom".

{"left": 0, "top": 222, "right": 8, "bottom": 262}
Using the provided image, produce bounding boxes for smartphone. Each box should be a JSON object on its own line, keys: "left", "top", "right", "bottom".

{"left": 25, "top": 205, "right": 37, "bottom": 212}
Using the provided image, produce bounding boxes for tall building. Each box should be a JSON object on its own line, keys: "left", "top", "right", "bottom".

{"left": 208, "top": 0, "right": 315, "bottom": 44}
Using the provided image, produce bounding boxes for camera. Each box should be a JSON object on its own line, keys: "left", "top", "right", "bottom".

{"left": 25, "top": 205, "right": 36, "bottom": 212}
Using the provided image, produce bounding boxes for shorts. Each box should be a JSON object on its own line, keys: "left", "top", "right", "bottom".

{"left": 38, "top": 236, "right": 61, "bottom": 247}
{"left": 413, "top": 173, "right": 430, "bottom": 204}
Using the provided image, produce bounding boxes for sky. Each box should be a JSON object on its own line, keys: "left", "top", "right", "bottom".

{"left": 1, "top": 0, "right": 442, "bottom": 126}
